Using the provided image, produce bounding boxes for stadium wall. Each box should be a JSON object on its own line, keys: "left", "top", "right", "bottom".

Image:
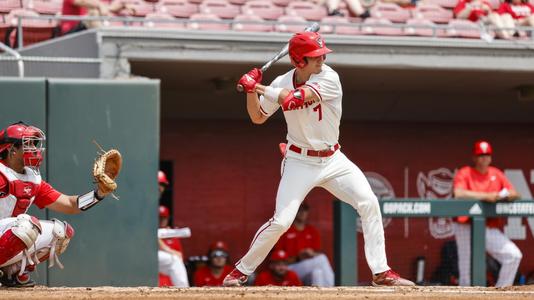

{"left": 161, "top": 119, "right": 534, "bottom": 284}
{"left": 0, "top": 78, "right": 160, "bottom": 287}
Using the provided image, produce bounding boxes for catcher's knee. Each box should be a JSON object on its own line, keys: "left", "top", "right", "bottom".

{"left": 11, "top": 214, "right": 42, "bottom": 248}
{"left": 51, "top": 219, "right": 75, "bottom": 255}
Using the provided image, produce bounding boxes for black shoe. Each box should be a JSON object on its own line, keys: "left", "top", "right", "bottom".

{"left": 0, "top": 272, "right": 36, "bottom": 288}
{"left": 359, "top": 10, "right": 371, "bottom": 19}
{"left": 328, "top": 9, "right": 345, "bottom": 17}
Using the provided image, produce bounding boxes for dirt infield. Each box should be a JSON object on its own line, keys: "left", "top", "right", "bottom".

{"left": 2, "top": 286, "right": 534, "bottom": 300}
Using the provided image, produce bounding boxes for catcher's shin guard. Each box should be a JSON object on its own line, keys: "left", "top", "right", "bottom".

{"left": 0, "top": 215, "right": 41, "bottom": 266}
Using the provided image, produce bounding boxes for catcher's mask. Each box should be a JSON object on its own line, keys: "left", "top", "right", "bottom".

{"left": 0, "top": 121, "right": 46, "bottom": 171}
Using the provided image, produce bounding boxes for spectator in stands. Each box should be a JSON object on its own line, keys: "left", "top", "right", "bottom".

{"left": 453, "top": 0, "right": 512, "bottom": 39}
{"left": 275, "top": 202, "right": 334, "bottom": 287}
{"left": 194, "top": 241, "right": 233, "bottom": 286}
{"left": 498, "top": 0, "right": 534, "bottom": 36}
{"left": 158, "top": 204, "right": 190, "bottom": 287}
{"left": 60, "top": 0, "right": 134, "bottom": 35}
{"left": 255, "top": 250, "right": 303, "bottom": 286}
{"left": 452, "top": 140, "right": 522, "bottom": 288}
{"left": 314, "top": 0, "right": 371, "bottom": 18}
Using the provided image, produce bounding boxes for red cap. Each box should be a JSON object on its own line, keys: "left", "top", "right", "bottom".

{"left": 289, "top": 32, "right": 332, "bottom": 68}
{"left": 473, "top": 140, "right": 492, "bottom": 155}
{"left": 270, "top": 249, "right": 288, "bottom": 262}
{"left": 159, "top": 205, "right": 170, "bottom": 218}
{"left": 158, "top": 170, "right": 169, "bottom": 185}
{"left": 209, "top": 240, "right": 229, "bottom": 252}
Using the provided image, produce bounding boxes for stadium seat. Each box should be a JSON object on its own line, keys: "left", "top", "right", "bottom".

{"left": 370, "top": 2, "right": 411, "bottom": 23}
{"left": 404, "top": 18, "right": 446, "bottom": 37}
{"left": 0, "top": 0, "right": 21, "bottom": 14}
{"left": 5, "top": 8, "right": 57, "bottom": 47}
{"left": 272, "top": 0, "right": 291, "bottom": 7}
{"left": 242, "top": 0, "right": 284, "bottom": 20}
{"left": 233, "top": 14, "right": 272, "bottom": 32}
{"left": 199, "top": 0, "right": 240, "bottom": 19}
{"left": 144, "top": 11, "right": 185, "bottom": 28}
{"left": 422, "top": 0, "right": 457, "bottom": 9}
{"left": 188, "top": 13, "right": 230, "bottom": 30}
{"left": 275, "top": 15, "right": 307, "bottom": 32}
{"left": 158, "top": 0, "right": 198, "bottom": 18}
{"left": 446, "top": 19, "right": 481, "bottom": 38}
{"left": 25, "top": 0, "right": 62, "bottom": 15}
{"left": 285, "top": 1, "right": 327, "bottom": 21}
{"left": 188, "top": 0, "right": 203, "bottom": 3}
{"left": 362, "top": 17, "right": 404, "bottom": 35}
{"left": 412, "top": 3, "right": 453, "bottom": 24}
{"left": 228, "top": 0, "right": 246, "bottom": 5}
{"left": 321, "top": 16, "right": 361, "bottom": 35}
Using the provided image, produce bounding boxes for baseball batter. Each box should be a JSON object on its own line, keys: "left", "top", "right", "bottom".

{"left": 223, "top": 32, "right": 414, "bottom": 287}
{"left": 453, "top": 140, "right": 522, "bottom": 287}
{"left": 0, "top": 122, "right": 119, "bottom": 287}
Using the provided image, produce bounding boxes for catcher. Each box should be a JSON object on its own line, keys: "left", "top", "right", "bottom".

{"left": 0, "top": 121, "right": 121, "bottom": 287}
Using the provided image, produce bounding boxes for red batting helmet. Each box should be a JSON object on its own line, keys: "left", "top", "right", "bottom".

{"left": 0, "top": 122, "right": 45, "bottom": 170}
{"left": 473, "top": 140, "right": 493, "bottom": 156}
{"left": 289, "top": 32, "right": 332, "bottom": 68}
{"left": 158, "top": 170, "right": 169, "bottom": 186}
{"left": 270, "top": 249, "right": 288, "bottom": 262}
{"left": 159, "top": 205, "right": 170, "bottom": 218}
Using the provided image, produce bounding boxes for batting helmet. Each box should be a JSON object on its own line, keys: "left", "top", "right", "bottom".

{"left": 473, "top": 140, "right": 493, "bottom": 156}
{"left": 0, "top": 122, "right": 45, "bottom": 170}
{"left": 158, "top": 170, "right": 170, "bottom": 186}
{"left": 159, "top": 205, "right": 170, "bottom": 218}
{"left": 289, "top": 32, "right": 332, "bottom": 68}
{"left": 270, "top": 249, "right": 288, "bottom": 262}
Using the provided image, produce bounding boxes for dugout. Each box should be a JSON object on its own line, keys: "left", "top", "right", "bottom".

{"left": 2, "top": 28, "right": 534, "bottom": 286}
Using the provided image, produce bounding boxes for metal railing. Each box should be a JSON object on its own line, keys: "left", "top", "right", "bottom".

{"left": 0, "top": 42, "right": 24, "bottom": 77}
{"left": 6, "top": 14, "right": 534, "bottom": 49}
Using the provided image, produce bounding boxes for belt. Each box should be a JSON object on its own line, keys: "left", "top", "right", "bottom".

{"left": 289, "top": 144, "right": 340, "bottom": 157}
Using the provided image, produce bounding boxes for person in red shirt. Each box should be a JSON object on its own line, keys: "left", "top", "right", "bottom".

{"left": 497, "top": 0, "right": 534, "bottom": 35}
{"left": 453, "top": 140, "right": 522, "bottom": 288}
{"left": 60, "top": 0, "right": 134, "bottom": 35}
{"left": 194, "top": 241, "right": 233, "bottom": 286}
{"left": 453, "top": 0, "right": 512, "bottom": 39}
{"left": 0, "top": 122, "right": 116, "bottom": 287}
{"left": 275, "top": 203, "right": 334, "bottom": 286}
{"left": 255, "top": 250, "right": 302, "bottom": 286}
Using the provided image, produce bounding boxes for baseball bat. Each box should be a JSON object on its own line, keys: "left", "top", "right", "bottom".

{"left": 236, "top": 22, "right": 320, "bottom": 93}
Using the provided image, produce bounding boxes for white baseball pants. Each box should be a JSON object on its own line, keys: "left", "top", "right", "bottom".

{"left": 236, "top": 149, "right": 390, "bottom": 276}
{"left": 453, "top": 222, "right": 522, "bottom": 287}
{"left": 158, "top": 250, "right": 189, "bottom": 287}
{"left": 288, "top": 253, "right": 335, "bottom": 287}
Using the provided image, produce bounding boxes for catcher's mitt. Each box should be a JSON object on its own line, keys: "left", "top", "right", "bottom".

{"left": 93, "top": 144, "right": 122, "bottom": 196}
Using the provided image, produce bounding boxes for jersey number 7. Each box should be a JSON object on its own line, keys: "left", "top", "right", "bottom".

{"left": 313, "top": 104, "right": 322, "bottom": 121}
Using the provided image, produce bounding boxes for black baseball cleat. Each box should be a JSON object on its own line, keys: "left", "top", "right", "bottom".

{"left": 0, "top": 272, "right": 36, "bottom": 288}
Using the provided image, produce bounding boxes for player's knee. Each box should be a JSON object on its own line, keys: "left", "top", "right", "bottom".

{"left": 11, "top": 214, "right": 42, "bottom": 248}
{"left": 51, "top": 219, "right": 75, "bottom": 255}
{"left": 357, "top": 194, "right": 381, "bottom": 219}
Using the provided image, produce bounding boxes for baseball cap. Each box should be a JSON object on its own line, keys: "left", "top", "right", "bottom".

{"left": 473, "top": 140, "right": 493, "bottom": 156}
{"left": 270, "top": 250, "right": 288, "bottom": 262}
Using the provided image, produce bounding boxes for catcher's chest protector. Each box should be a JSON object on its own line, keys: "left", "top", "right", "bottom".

{"left": 0, "top": 163, "right": 41, "bottom": 219}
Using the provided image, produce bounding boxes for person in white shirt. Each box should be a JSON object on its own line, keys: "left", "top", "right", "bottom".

{"left": 224, "top": 32, "right": 414, "bottom": 287}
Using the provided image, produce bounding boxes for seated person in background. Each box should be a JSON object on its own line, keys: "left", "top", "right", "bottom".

{"left": 255, "top": 250, "right": 303, "bottom": 287}
{"left": 498, "top": 0, "right": 534, "bottom": 35}
{"left": 61, "top": 0, "right": 134, "bottom": 35}
{"left": 314, "top": 0, "right": 371, "bottom": 18}
{"left": 194, "top": 241, "right": 233, "bottom": 286}
{"left": 454, "top": 0, "right": 512, "bottom": 39}
{"left": 275, "top": 203, "right": 334, "bottom": 287}
{"left": 158, "top": 204, "right": 189, "bottom": 287}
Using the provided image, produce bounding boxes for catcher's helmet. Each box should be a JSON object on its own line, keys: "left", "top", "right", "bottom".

{"left": 289, "top": 31, "right": 332, "bottom": 68}
{"left": 0, "top": 122, "right": 45, "bottom": 170}
{"left": 159, "top": 205, "right": 170, "bottom": 218}
{"left": 158, "top": 170, "right": 170, "bottom": 186}
{"left": 473, "top": 140, "right": 492, "bottom": 156}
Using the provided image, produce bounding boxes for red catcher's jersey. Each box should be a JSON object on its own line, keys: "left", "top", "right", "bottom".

{"left": 254, "top": 269, "right": 302, "bottom": 286}
{"left": 0, "top": 161, "right": 60, "bottom": 219}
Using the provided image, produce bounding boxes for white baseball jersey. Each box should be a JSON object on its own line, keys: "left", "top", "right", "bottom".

{"left": 259, "top": 64, "right": 342, "bottom": 150}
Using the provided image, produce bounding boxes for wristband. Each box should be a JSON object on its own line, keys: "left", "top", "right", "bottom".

{"left": 264, "top": 86, "right": 283, "bottom": 104}
{"left": 77, "top": 190, "right": 104, "bottom": 211}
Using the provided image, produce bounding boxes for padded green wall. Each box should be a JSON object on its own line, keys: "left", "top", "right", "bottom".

{"left": 0, "top": 78, "right": 160, "bottom": 287}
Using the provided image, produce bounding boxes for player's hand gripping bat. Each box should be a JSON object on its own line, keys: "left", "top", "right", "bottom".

{"left": 236, "top": 22, "right": 320, "bottom": 93}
